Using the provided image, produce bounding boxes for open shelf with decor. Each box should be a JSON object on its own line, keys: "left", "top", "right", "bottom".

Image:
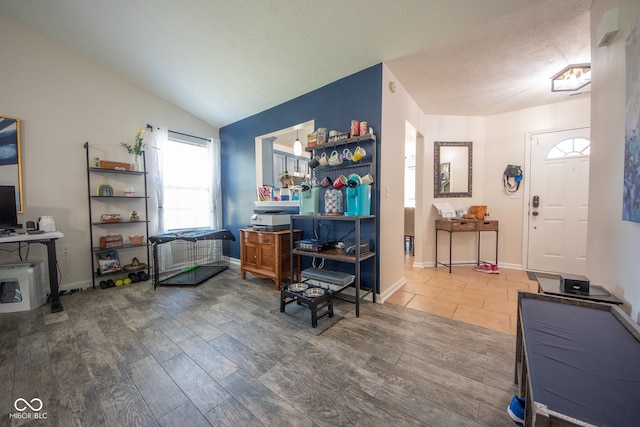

{"left": 84, "top": 142, "right": 151, "bottom": 289}
{"left": 284, "top": 131, "right": 378, "bottom": 320}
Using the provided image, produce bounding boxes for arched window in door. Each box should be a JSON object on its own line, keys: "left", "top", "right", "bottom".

{"left": 547, "top": 137, "right": 590, "bottom": 159}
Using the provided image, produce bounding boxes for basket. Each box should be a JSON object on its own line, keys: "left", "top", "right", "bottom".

{"left": 129, "top": 235, "right": 145, "bottom": 245}
{"left": 468, "top": 205, "right": 487, "bottom": 220}
{"left": 100, "top": 213, "right": 122, "bottom": 223}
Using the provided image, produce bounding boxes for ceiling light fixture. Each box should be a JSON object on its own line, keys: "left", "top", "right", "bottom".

{"left": 551, "top": 63, "right": 591, "bottom": 92}
{"left": 293, "top": 130, "right": 302, "bottom": 156}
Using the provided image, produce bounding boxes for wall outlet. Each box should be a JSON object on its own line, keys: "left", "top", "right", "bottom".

{"left": 510, "top": 192, "right": 521, "bottom": 199}
{"left": 62, "top": 244, "right": 71, "bottom": 256}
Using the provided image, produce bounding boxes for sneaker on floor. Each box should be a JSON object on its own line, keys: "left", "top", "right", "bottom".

{"left": 491, "top": 264, "right": 500, "bottom": 274}
{"left": 507, "top": 395, "right": 525, "bottom": 425}
{"left": 473, "top": 263, "right": 494, "bottom": 274}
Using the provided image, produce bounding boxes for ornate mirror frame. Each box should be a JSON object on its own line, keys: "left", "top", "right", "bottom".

{"left": 434, "top": 141, "right": 472, "bottom": 198}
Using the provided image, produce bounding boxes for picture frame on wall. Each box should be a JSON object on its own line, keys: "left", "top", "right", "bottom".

{"left": 0, "top": 116, "right": 23, "bottom": 212}
{"left": 96, "top": 249, "right": 121, "bottom": 275}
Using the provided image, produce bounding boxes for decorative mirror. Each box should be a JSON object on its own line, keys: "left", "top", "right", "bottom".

{"left": 434, "top": 141, "right": 472, "bottom": 198}
{"left": 0, "top": 116, "right": 23, "bottom": 212}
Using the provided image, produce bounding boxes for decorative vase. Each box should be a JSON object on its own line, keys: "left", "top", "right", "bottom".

{"left": 131, "top": 154, "right": 140, "bottom": 171}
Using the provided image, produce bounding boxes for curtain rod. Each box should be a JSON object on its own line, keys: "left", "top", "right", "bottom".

{"left": 146, "top": 123, "right": 210, "bottom": 142}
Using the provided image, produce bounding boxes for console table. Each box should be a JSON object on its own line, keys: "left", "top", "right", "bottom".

{"left": 435, "top": 219, "right": 498, "bottom": 273}
{"left": 0, "top": 231, "right": 64, "bottom": 312}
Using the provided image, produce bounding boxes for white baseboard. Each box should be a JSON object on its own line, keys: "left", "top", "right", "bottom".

{"left": 47, "top": 280, "right": 93, "bottom": 295}
{"left": 380, "top": 277, "right": 407, "bottom": 303}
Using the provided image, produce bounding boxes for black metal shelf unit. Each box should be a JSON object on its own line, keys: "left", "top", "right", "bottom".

{"left": 288, "top": 133, "right": 378, "bottom": 318}
{"left": 84, "top": 142, "right": 151, "bottom": 288}
{"left": 290, "top": 214, "right": 376, "bottom": 317}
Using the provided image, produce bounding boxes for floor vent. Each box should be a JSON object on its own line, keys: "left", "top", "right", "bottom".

{"left": 526, "top": 271, "right": 562, "bottom": 281}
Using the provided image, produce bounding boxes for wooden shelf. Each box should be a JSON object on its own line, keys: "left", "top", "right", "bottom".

{"left": 304, "top": 134, "right": 376, "bottom": 151}
{"left": 292, "top": 248, "right": 375, "bottom": 263}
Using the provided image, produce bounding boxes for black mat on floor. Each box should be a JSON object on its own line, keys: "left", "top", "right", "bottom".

{"left": 156, "top": 265, "right": 228, "bottom": 286}
{"left": 526, "top": 271, "right": 562, "bottom": 281}
{"left": 270, "top": 305, "right": 343, "bottom": 335}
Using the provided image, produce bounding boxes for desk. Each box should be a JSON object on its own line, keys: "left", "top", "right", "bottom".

{"left": 0, "top": 231, "right": 64, "bottom": 312}
{"left": 536, "top": 276, "right": 623, "bottom": 305}
{"left": 435, "top": 219, "right": 498, "bottom": 273}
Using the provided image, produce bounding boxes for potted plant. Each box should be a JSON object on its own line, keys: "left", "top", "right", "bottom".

{"left": 121, "top": 129, "right": 146, "bottom": 170}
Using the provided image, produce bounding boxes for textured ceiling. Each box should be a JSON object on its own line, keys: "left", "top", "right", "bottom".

{"left": 0, "top": 0, "right": 591, "bottom": 128}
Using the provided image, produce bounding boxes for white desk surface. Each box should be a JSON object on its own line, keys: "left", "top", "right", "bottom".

{"left": 0, "top": 231, "right": 64, "bottom": 243}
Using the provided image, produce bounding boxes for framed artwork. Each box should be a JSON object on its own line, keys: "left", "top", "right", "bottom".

{"left": 96, "top": 250, "right": 121, "bottom": 275}
{"left": 0, "top": 116, "right": 23, "bottom": 212}
{"left": 623, "top": 16, "right": 640, "bottom": 222}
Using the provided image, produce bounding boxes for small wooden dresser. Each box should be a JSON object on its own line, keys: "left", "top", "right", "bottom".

{"left": 240, "top": 229, "right": 301, "bottom": 290}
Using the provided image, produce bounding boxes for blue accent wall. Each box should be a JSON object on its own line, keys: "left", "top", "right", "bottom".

{"left": 220, "top": 64, "right": 382, "bottom": 290}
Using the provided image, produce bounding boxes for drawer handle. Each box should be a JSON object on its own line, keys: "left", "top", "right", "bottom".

{"left": 262, "top": 238, "right": 270, "bottom": 243}
{"left": 460, "top": 221, "right": 467, "bottom": 225}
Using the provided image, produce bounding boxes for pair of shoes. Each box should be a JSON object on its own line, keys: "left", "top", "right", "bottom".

{"left": 507, "top": 395, "right": 525, "bottom": 425}
{"left": 473, "top": 263, "right": 499, "bottom": 274}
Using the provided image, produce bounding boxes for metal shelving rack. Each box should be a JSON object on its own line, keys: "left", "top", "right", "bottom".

{"left": 84, "top": 142, "right": 151, "bottom": 288}
{"left": 290, "top": 214, "right": 376, "bottom": 317}
{"left": 287, "top": 133, "right": 378, "bottom": 318}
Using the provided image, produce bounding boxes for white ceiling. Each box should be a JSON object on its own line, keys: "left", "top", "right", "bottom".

{"left": 0, "top": 0, "right": 591, "bottom": 128}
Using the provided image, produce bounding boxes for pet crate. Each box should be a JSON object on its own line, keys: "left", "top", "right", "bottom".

{"left": 148, "top": 229, "right": 235, "bottom": 288}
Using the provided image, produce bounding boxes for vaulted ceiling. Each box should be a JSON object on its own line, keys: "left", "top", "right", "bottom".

{"left": 0, "top": 0, "right": 591, "bottom": 128}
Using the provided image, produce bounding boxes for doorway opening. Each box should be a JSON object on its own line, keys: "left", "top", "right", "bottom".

{"left": 404, "top": 122, "right": 417, "bottom": 256}
{"left": 254, "top": 120, "right": 315, "bottom": 191}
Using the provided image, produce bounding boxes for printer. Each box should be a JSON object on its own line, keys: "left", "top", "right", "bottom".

{"left": 250, "top": 201, "right": 299, "bottom": 231}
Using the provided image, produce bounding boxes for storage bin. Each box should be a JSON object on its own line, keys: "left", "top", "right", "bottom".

{"left": 0, "top": 262, "right": 46, "bottom": 313}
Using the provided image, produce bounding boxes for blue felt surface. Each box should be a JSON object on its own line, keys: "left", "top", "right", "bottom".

{"left": 521, "top": 298, "right": 640, "bottom": 426}
{"left": 148, "top": 228, "right": 235, "bottom": 244}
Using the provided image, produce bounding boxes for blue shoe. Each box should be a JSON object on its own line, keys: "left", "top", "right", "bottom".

{"left": 507, "top": 395, "right": 525, "bottom": 425}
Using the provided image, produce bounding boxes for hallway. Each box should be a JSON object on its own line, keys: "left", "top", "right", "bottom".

{"left": 386, "top": 257, "right": 538, "bottom": 335}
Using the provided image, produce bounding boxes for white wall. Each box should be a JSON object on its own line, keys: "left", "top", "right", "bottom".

{"left": 0, "top": 15, "right": 218, "bottom": 289}
{"left": 381, "top": 69, "right": 591, "bottom": 301}
{"left": 484, "top": 98, "right": 590, "bottom": 269}
{"left": 380, "top": 65, "right": 422, "bottom": 299}
{"left": 588, "top": 0, "right": 640, "bottom": 320}
{"left": 420, "top": 115, "right": 486, "bottom": 266}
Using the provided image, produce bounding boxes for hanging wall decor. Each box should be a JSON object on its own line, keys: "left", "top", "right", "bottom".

{"left": 0, "top": 116, "right": 23, "bottom": 212}
{"left": 623, "top": 17, "right": 640, "bottom": 222}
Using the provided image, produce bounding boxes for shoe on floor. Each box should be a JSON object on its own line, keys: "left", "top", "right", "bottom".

{"left": 507, "top": 395, "right": 525, "bottom": 425}
{"left": 473, "top": 263, "right": 494, "bottom": 274}
{"left": 491, "top": 264, "right": 500, "bottom": 274}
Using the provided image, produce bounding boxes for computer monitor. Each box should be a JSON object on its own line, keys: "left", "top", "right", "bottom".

{"left": 0, "top": 185, "right": 18, "bottom": 232}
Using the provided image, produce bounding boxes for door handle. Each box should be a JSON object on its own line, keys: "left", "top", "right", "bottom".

{"left": 532, "top": 211, "right": 539, "bottom": 216}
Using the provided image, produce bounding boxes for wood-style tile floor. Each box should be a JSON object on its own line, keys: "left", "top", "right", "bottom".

{"left": 386, "top": 255, "right": 538, "bottom": 335}
{"left": 0, "top": 266, "right": 519, "bottom": 427}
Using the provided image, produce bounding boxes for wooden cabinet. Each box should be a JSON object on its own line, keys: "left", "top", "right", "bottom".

{"left": 240, "top": 229, "right": 301, "bottom": 290}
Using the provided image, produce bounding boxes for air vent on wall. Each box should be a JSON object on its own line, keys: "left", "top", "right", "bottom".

{"left": 597, "top": 8, "right": 619, "bottom": 47}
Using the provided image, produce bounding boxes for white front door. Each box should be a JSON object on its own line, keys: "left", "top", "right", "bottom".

{"left": 527, "top": 127, "right": 590, "bottom": 274}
